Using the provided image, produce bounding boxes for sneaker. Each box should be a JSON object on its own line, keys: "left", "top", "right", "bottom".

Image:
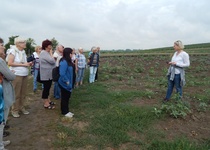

{"left": 69, "top": 112, "right": 74, "bottom": 116}
{"left": 163, "top": 98, "right": 169, "bottom": 103}
{"left": 4, "top": 124, "right": 10, "bottom": 130}
{"left": 3, "top": 140, "right": 11, "bottom": 147}
{"left": 3, "top": 131, "right": 10, "bottom": 137}
{"left": 21, "top": 108, "right": 30, "bottom": 115}
{"left": 64, "top": 112, "right": 73, "bottom": 118}
{"left": 11, "top": 111, "right": 20, "bottom": 118}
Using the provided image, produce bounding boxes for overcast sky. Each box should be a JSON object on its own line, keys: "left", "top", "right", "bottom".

{"left": 0, "top": 0, "right": 210, "bottom": 50}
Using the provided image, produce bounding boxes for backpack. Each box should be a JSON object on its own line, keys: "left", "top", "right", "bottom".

{"left": 52, "top": 67, "right": 60, "bottom": 82}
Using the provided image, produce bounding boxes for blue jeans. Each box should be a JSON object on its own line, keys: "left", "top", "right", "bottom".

{"left": 165, "top": 74, "right": 182, "bottom": 100}
{"left": 33, "top": 69, "right": 43, "bottom": 91}
{"left": 54, "top": 82, "right": 60, "bottom": 99}
{"left": 33, "top": 69, "right": 38, "bottom": 91}
{"left": 89, "top": 66, "right": 97, "bottom": 83}
{"left": 76, "top": 68, "right": 85, "bottom": 83}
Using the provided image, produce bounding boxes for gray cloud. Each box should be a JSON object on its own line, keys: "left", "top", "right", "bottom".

{"left": 0, "top": 0, "right": 210, "bottom": 50}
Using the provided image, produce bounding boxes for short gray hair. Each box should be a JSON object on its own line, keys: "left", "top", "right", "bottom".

{"left": 14, "top": 37, "right": 26, "bottom": 45}
{"left": 174, "top": 40, "right": 184, "bottom": 49}
{"left": 78, "top": 47, "right": 83, "bottom": 50}
{"left": 91, "top": 46, "right": 97, "bottom": 51}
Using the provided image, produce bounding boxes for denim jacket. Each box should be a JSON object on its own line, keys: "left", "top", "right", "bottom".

{"left": 58, "top": 60, "right": 73, "bottom": 92}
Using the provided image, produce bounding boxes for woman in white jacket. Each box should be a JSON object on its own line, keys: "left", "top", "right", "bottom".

{"left": 164, "top": 40, "right": 190, "bottom": 102}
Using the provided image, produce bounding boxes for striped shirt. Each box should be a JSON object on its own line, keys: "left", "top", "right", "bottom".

{"left": 76, "top": 53, "right": 86, "bottom": 68}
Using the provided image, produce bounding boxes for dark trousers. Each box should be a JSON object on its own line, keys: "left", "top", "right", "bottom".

{"left": 42, "top": 80, "right": 52, "bottom": 99}
{"left": 60, "top": 86, "right": 72, "bottom": 115}
{"left": 95, "top": 68, "right": 98, "bottom": 80}
{"left": 73, "top": 65, "right": 76, "bottom": 88}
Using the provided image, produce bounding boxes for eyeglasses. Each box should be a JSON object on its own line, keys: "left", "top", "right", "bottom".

{"left": 19, "top": 41, "right": 26, "bottom": 44}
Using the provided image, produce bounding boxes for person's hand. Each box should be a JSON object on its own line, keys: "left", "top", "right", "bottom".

{"left": 50, "top": 49, "right": 53, "bottom": 56}
{"left": 11, "top": 70, "right": 15, "bottom": 73}
{"left": 24, "top": 62, "right": 32, "bottom": 67}
{"left": 168, "top": 62, "right": 176, "bottom": 65}
{"left": 29, "top": 62, "right": 33, "bottom": 66}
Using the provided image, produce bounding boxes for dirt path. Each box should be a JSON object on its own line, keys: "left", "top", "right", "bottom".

{"left": 5, "top": 88, "right": 59, "bottom": 150}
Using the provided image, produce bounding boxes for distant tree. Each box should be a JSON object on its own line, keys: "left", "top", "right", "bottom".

{"left": 26, "top": 38, "right": 36, "bottom": 56}
{"left": 4, "top": 36, "right": 36, "bottom": 56}
{"left": 4, "top": 35, "right": 19, "bottom": 50}
{"left": 51, "top": 37, "right": 58, "bottom": 51}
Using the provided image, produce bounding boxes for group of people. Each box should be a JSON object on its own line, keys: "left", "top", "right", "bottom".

{"left": 0, "top": 36, "right": 101, "bottom": 149}
{"left": 0, "top": 36, "right": 189, "bottom": 149}
{"left": 29, "top": 40, "right": 100, "bottom": 115}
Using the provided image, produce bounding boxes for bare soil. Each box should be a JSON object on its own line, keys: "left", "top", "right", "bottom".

{"left": 5, "top": 83, "right": 59, "bottom": 150}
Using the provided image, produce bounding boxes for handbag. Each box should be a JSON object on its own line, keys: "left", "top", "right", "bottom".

{"left": 52, "top": 67, "right": 60, "bottom": 82}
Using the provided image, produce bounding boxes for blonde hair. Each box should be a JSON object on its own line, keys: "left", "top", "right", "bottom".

{"left": 174, "top": 40, "right": 184, "bottom": 49}
{"left": 35, "top": 46, "right": 41, "bottom": 52}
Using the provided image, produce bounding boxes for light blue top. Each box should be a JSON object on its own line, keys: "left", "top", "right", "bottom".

{"left": 76, "top": 53, "right": 86, "bottom": 68}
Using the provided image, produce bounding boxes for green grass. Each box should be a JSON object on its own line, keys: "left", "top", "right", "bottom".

{"left": 147, "top": 138, "right": 210, "bottom": 150}
{"left": 55, "top": 79, "right": 210, "bottom": 149}
{"left": 54, "top": 81, "right": 159, "bottom": 149}
{"left": 53, "top": 53, "right": 210, "bottom": 149}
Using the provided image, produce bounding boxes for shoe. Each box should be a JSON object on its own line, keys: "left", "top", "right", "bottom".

{"left": 11, "top": 111, "right": 20, "bottom": 118}
{"left": 44, "top": 104, "right": 55, "bottom": 109}
{"left": 3, "top": 131, "right": 10, "bottom": 137}
{"left": 3, "top": 140, "right": 11, "bottom": 147}
{"left": 54, "top": 96, "right": 60, "bottom": 99}
{"left": 49, "top": 101, "right": 56, "bottom": 105}
{"left": 21, "top": 108, "right": 30, "bottom": 115}
{"left": 75, "top": 85, "right": 79, "bottom": 89}
{"left": 69, "top": 112, "right": 74, "bottom": 116}
{"left": 163, "top": 98, "right": 169, "bottom": 102}
{"left": 64, "top": 112, "right": 73, "bottom": 118}
{"left": 4, "top": 124, "right": 10, "bottom": 130}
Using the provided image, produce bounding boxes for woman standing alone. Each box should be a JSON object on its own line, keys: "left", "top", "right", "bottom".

{"left": 164, "top": 40, "right": 190, "bottom": 102}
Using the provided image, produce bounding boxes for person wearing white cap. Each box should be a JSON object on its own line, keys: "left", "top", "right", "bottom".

{"left": 7, "top": 37, "right": 33, "bottom": 118}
